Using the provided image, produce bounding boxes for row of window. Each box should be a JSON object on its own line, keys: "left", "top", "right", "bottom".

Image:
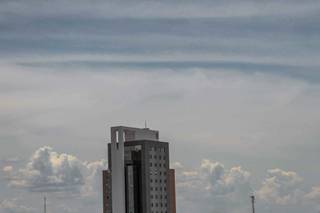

{"left": 149, "top": 154, "right": 166, "bottom": 160}
{"left": 149, "top": 171, "right": 167, "bottom": 176}
{"left": 149, "top": 147, "right": 166, "bottom": 152}
{"left": 151, "top": 202, "right": 168, "bottom": 208}
{"left": 149, "top": 162, "right": 166, "bottom": 167}
{"left": 150, "top": 194, "right": 167, "bottom": 199}
{"left": 150, "top": 186, "right": 167, "bottom": 191}
{"left": 150, "top": 178, "right": 167, "bottom": 183}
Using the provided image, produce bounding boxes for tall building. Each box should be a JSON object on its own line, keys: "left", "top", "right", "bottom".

{"left": 102, "top": 126, "right": 176, "bottom": 213}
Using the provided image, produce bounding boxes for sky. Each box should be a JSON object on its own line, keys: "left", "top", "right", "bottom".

{"left": 1, "top": 0, "right": 320, "bottom": 212}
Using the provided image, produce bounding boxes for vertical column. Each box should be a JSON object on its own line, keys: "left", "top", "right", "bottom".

{"left": 168, "top": 169, "right": 176, "bottom": 213}
{"left": 111, "top": 127, "right": 126, "bottom": 213}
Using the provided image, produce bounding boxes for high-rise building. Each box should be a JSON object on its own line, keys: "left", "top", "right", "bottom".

{"left": 102, "top": 126, "right": 176, "bottom": 213}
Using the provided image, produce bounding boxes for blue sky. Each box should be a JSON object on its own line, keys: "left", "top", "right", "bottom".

{"left": 1, "top": 1, "right": 320, "bottom": 213}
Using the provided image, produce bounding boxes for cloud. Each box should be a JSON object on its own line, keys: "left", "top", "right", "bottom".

{"left": 176, "top": 160, "right": 252, "bottom": 213}
{"left": 257, "top": 168, "right": 304, "bottom": 205}
{"left": 304, "top": 186, "right": 320, "bottom": 202}
{"left": 0, "top": 199, "right": 34, "bottom": 213}
{"left": 7, "top": 146, "right": 106, "bottom": 194}
{"left": 0, "top": 0, "right": 319, "bottom": 20}
{"left": 199, "top": 160, "right": 251, "bottom": 197}
{"left": 175, "top": 161, "right": 320, "bottom": 213}
{"left": 3, "top": 165, "right": 13, "bottom": 173}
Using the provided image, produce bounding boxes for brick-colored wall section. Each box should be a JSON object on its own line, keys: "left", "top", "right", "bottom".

{"left": 168, "top": 169, "right": 176, "bottom": 213}
{"left": 102, "top": 170, "right": 112, "bottom": 213}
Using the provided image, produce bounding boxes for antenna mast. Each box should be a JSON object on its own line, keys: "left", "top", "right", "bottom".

{"left": 44, "top": 196, "right": 46, "bottom": 213}
{"left": 250, "top": 195, "right": 255, "bottom": 213}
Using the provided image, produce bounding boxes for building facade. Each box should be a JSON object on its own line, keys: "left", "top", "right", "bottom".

{"left": 103, "top": 126, "right": 176, "bottom": 213}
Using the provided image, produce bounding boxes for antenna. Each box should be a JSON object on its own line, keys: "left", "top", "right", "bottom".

{"left": 44, "top": 196, "right": 46, "bottom": 213}
{"left": 250, "top": 195, "right": 255, "bottom": 213}
{"left": 144, "top": 120, "right": 147, "bottom": 129}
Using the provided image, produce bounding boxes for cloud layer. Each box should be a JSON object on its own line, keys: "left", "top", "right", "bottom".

{"left": 2, "top": 147, "right": 320, "bottom": 213}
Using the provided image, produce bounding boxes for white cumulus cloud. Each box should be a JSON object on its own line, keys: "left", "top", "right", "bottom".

{"left": 257, "top": 168, "right": 304, "bottom": 205}
{"left": 176, "top": 159, "right": 252, "bottom": 213}
{"left": 7, "top": 146, "right": 106, "bottom": 195}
